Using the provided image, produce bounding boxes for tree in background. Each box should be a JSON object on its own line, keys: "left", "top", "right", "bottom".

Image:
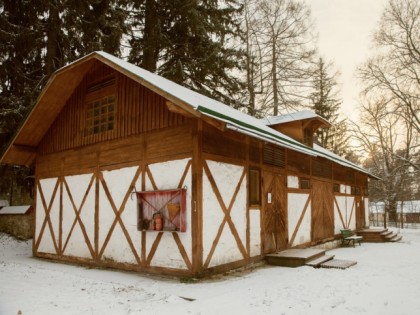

{"left": 359, "top": 0, "right": 420, "bottom": 134}
{"left": 351, "top": 97, "right": 418, "bottom": 227}
{"left": 0, "top": 0, "right": 128, "bottom": 205}
{"left": 357, "top": 0, "right": 420, "bottom": 226}
{"left": 246, "top": 0, "right": 316, "bottom": 116}
{"left": 128, "top": 0, "right": 245, "bottom": 107}
{"left": 309, "top": 58, "right": 350, "bottom": 157}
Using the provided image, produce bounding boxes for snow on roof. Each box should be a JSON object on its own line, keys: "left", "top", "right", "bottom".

{"left": 260, "top": 110, "right": 330, "bottom": 126}
{"left": 0, "top": 205, "right": 32, "bottom": 215}
{"left": 58, "top": 51, "right": 373, "bottom": 177}
{"left": 94, "top": 51, "right": 316, "bottom": 156}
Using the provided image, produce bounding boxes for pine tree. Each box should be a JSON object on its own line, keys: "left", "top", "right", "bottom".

{"left": 309, "top": 58, "right": 349, "bottom": 156}
{"left": 128, "top": 0, "right": 245, "bottom": 107}
{"left": 0, "top": 0, "right": 128, "bottom": 205}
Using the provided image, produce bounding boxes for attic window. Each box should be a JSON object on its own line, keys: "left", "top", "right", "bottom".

{"left": 312, "top": 159, "right": 332, "bottom": 179}
{"left": 263, "top": 144, "right": 285, "bottom": 168}
{"left": 85, "top": 95, "right": 115, "bottom": 135}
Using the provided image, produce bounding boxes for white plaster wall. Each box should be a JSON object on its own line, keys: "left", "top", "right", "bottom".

{"left": 287, "top": 176, "right": 299, "bottom": 189}
{"left": 346, "top": 185, "right": 351, "bottom": 194}
{"left": 203, "top": 161, "right": 246, "bottom": 267}
{"left": 146, "top": 158, "right": 192, "bottom": 269}
{"left": 288, "top": 193, "right": 311, "bottom": 246}
{"left": 62, "top": 173, "right": 95, "bottom": 259}
{"left": 36, "top": 178, "right": 59, "bottom": 254}
{"left": 365, "top": 197, "right": 369, "bottom": 227}
{"left": 249, "top": 210, "right": 261, "bottom": 256}
{"left": 340, "top": 184, "right": 346, "bottom": 194}
{"left": 335, "top": 195, "right": 356, "bottom": 231}
{"left": 348, "top": 196, "right": 356, "bottom": 230}
{"left": 334, "top": 196, "right": 346, "bottom": 234}
{"left": 100, "top": 166, "right": 140, "bottom": 264}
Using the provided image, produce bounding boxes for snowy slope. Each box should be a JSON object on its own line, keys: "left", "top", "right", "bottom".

{"left": 1, "top": 230, "right": 420, "bottom": 315}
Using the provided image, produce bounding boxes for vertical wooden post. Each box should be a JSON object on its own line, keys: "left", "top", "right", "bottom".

{"left": 245, "top": 136, "right": 251, "bottom": 256}
{"left": 191, "top": 120, "right": 203, "bottom": 275}
{"left": 94, "top": 152, "right": 100, "bottom": 261}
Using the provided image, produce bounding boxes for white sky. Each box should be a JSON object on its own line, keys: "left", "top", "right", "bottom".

{"left": 304, "top": 0, "right": 389, "bottom": 120}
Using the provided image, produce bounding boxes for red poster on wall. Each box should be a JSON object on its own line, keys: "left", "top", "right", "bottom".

{"left": 136, "top": 188, "right": 187, "bottom": 232}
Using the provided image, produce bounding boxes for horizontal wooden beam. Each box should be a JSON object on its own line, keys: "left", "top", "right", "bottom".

{"left": 201, "top": 115, "right": 226, "bottom": 132}
{"left": 166, "top": 101, "right": 200, "bottom": 118}
{"left": 13, "top": 144, "right": 37, "bottom": 153}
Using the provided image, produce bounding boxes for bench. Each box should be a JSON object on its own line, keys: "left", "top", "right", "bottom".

{"left": 340, "top": 229, "right": 363, "bottom": 247}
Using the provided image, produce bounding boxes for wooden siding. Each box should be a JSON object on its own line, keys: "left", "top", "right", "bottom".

{"left": 202, "top": 123, "right": 246, "bottom": 160}
{"left": 38, "top": 61, "right": 188, "bottom": 155}
{"left": 36, "top": 124, "right": 194, "bottom": 178}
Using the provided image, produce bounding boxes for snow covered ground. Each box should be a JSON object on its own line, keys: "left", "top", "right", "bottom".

{"left": 1, "top": 229, "right": 420, "bottom": 315}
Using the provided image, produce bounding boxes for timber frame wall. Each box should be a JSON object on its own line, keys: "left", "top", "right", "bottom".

{"left": 33, "top": 61, "right": 369, "bottom": 277}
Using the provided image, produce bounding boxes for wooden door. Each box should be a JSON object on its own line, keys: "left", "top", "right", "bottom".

{"left": 261, "top": 171, "right": 288, "bottom": 253}
{"left": 311, "top": 180, "right": 334, "bottom": 242}
{"left": 355, "top": 196, "right": 365, "bottom": 229}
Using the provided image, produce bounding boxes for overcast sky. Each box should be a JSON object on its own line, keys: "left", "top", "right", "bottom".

{"left": 304, "top": 0, "right": 389, "bottom": 120}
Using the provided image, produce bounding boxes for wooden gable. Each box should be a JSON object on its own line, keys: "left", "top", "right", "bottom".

{"left": 1, "top": 54, "right": 195, "bottom": 166}
{"left": 268, "top": 117, "right": 331, "bottom": 147}
{"left": 38, "top": 61, "right": 189, "bottom": 155}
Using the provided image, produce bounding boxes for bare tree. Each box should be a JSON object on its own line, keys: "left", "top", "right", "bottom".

{"left": 243, "top": 0, "right": 317, "bottom": 116}
{"left": 351, "top": 97, "right": 418, "bottom": 227}
{"left": 359, "top": 0, "right": 420, "bottom": 133}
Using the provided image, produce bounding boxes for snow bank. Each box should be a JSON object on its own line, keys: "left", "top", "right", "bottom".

{"left": 1, "top": 229, "right": 420, "bottom": 314}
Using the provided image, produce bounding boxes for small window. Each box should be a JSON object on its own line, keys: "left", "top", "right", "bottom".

{"left": 85, "top": 95, "right": 115, "bottom": 136}
{"left": 333, "top": 183, "right": 340, "bottom": 193}
{"left": 300, "top": 178, "right": 311, "bottom": 190}
{"left": 263, "top": 144, "right": 285, "bottom": 168}
{"left": 249, "top": 168, "right": 261, "bottom": 205}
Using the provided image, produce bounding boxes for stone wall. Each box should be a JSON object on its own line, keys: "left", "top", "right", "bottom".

{"left": 0, "top": 213, "right": 33, "bottom": 240}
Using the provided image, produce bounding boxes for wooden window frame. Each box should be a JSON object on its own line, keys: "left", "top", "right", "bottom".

{"left": 333, "top": 183, "right": 340, "bottom": 193}
{"left": 136, "top": 188, "right": 187, "bottom": 232}
{"left": 249, "top": 167, "right": 261, "bottom": 206}
{"left": 299, "top": 177, "right": 311, "bottom": 190}
{"left": 263, "top": 144, "right": 285, "bottom": 168}
{"left": 84, "top": 82, "right": 116, "bottom": 137}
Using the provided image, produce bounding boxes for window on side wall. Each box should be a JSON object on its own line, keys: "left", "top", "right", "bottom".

{"left": 249, "top": 168, "right": 261, "bottom": 206}
{"left": 299, "top": 177, "right": 311, "bottom": 190}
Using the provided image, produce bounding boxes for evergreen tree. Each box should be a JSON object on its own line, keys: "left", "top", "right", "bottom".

{"left": 309, "top": 58, "right": 349, "bottom": 156}
{"left": 128, "top": 0, "right": 245, "bottom": 107}
{"left": 0, "top": 0, "right": 127, "bottom": 205}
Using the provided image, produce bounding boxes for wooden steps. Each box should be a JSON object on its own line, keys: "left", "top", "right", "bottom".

{"left": 266, "top": 249, "right": 326, "bottom": 267}
{"left": 305, "top": 254, "right": 335, "bottom": 267}
{"left": 357, "top": 228, "right": 402, "bottom": 243}
{"left": 266, "top": 249, "right": 356, "bottom": 269}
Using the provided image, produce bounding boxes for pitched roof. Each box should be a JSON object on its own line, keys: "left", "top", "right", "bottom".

{"left": 1, "top": 51, "right": 376, "bottom": 178}
{"left": 260, "top": 110, "right": 331, "bottom": 127}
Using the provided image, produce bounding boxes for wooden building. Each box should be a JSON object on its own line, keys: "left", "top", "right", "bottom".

{"left": 0, "top": 52, "right": 375, "bottom": 277}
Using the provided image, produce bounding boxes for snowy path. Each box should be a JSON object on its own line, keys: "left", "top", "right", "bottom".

{"left": 1, "top": 229, "right": 420, "bottom": 315}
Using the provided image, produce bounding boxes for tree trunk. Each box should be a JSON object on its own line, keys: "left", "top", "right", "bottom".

{"left": 46, "top": 1, "right": 60, "bottom": 76}
{"left": 272, "top": 40, "right": 278, "bottom": 116}
{"left": 141, "top": 0, "right": 160, "bottom": 72}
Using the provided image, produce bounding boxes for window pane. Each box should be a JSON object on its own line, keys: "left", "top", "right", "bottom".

{"left": 85, "top": 94, "right": 115, "bottom": 136}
